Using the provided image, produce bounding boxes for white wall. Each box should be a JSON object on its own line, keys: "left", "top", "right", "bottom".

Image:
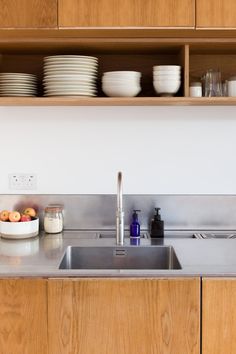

{"left": 0, "top": 106, "right": 235, "bottom": 194}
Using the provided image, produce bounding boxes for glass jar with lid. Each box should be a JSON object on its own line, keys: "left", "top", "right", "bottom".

{"left": 44, "top": 205, "right": 63, "bottom": 234}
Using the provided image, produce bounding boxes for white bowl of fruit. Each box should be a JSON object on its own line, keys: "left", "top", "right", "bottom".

{"left": 0, "top": 208, "right": 39, "bottom": 239}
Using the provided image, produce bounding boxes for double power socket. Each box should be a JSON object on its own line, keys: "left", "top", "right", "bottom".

{"left": 9, "top": 174, "right": 37, "bottom": 190}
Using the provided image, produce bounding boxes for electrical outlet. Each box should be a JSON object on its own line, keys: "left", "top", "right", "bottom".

{"left": 9, "top": 174, "right": 37, "bottom": 190}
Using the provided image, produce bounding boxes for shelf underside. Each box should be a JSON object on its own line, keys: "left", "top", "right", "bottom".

{"left": 0, "top": 97, "right": 235, "bottom": 106}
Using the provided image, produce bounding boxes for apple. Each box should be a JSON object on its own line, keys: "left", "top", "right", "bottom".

{"left": 9, "top": 211, "right": 21, "bottom": 222}
{"left": 20, "top": 214, "right": 31, "bottom": 222}
{"left": 0, "top": 210, "right": 10, "bottom": 221}
{"left": 23, "top": 207, "right": 36, "bottom": 218}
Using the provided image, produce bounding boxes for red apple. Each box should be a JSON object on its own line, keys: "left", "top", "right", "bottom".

{"left": 0, "top": 210, "right": 9, "bottom": 221}
{"left": 9, "top": 211, "right": 21, "bottom": 222}
{"left": 23, "top": 207, "right": 36, "bottom": 218}
{"left": 20, "top": 214, "right": 31, "bottom": 222}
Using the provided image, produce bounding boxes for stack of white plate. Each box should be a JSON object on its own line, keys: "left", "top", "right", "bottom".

{"left": 43, "top": 55, "right": 98, "bottom": 97}
{"left": 0, "top": 73, "right": 37, "bottom": 97}
{"left": 102, "top": 71, "right": 141, "bottom": 97}
{"left": 153, "top": 65, "right": 181, "bottom": 96}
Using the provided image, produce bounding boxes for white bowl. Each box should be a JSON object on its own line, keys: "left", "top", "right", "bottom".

{"left": 102, "top": 78, "right": 140, "bottom": 85}
{"left": 103, "top": 71, "right": 141, "bottom": 78}
{"left": 153, "top": 77, "right": 181, "bottom": 82}
{"left": 154, "top": 79, "right": 181, "bottom": 84}
{"left": 102, "top": 84, "right": 141, "bottom": 97}
{"left": 153, "top": 72, "right": 181, "bottom": 77}
{"left": 153, "top": 65, "right": 181, "bottom": 72}
{"left": 0, "top": 217, "right": 39, "bottom": 239}
{"left": 228, "top": 80, "right": 236, "bottom": 97}
{"left": 153, "top": 81, "right": 181, "bottom": 96}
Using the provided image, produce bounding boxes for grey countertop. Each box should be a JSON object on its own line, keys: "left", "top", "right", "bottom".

{"left": 1, "top": 230, "right": 236, "bottom": 277}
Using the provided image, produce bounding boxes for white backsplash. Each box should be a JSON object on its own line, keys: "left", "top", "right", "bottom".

{"left": 0, "top": 105, "right": 235, "bottom": 194}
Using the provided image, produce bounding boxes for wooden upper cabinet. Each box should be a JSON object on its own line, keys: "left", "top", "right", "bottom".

{"left": 202, "top": 278, "right": 236, "bottom": 354}
{"left": 0, "top": 279, "right": 48, "bottom": 354}
{"left": 58, "top": 0, "right": 195, "bottom": 28}
{"left": 197, "top": 0, "right": 236, "bottom": 28}
{"left": 48, "top": 278, "right": 200, "bottom": 354}
{"left": 0, "top": 0, "right": 57, "bottom": 28}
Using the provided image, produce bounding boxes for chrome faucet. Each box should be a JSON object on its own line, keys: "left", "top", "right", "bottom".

{"left": 116, "top": 171, "right": 124, "bottom": 245}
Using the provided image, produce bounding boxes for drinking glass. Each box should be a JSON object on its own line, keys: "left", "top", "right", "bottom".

{"left": 204, "top": 69, "right": 223, "bottom": 97}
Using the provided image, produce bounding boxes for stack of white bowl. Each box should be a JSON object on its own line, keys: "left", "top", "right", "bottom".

{"left": 153, "top": 65, "right": 181, "bottom": 96}
{"left": 0, "top": 73, "right": 37, "bottom": 97}
{"left": 43, "top": 55, "right": 98, "bottom": 97}
{"left": 102, "top": 71, "right": 141, "bottom": 97}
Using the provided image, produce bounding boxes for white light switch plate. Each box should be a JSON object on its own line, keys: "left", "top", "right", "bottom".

{"left": 9, "top": 173, "right": 37, "bottom": 190}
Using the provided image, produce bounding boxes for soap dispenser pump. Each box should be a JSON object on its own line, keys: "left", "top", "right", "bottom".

{"left": 130, "top": 210, "right": 141, "bottom": 237}
{"left": 150, "top": 207, "right": 164, "bottom": 238}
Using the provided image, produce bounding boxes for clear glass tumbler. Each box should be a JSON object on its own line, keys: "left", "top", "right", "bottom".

{"left": 204, "top": 69, "right": 223, "bottom": 97}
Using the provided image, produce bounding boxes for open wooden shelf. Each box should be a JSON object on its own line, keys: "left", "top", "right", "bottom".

{"left": 1, "top": 35, "right": 236, "bottom": 106}
{"left": 1, "top": 96, "right": 236, "bottom": 106}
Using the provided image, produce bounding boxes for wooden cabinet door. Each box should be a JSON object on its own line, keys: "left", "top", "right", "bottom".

{"left": 202, "top": 278, "right": 236, "bottom": 354}
{"left": 197, "top": 0, "right": 236, "bottom": 28}
{"left": 58, "top": 0, "right": 195, "bottom": 28}
{"left": 0, "top": 0, "right": 57, "bottom": 28}
{"left": 48, "top": 278, "right": 200, "bottom": 354}
{"left": 0, "top": 279, "right": 48, "bottom": 354}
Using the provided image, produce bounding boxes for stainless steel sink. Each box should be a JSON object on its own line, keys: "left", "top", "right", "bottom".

{"left": 59, "top": 246, "right": 182, "bottom": 270}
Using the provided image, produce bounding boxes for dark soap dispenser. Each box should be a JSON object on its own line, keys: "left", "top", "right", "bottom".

{"left": 150, "top": 208, "right": 164, "bottom": 238}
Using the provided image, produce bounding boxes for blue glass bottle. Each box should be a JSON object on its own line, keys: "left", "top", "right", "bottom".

{"left": 130, "top": 210, "right": 141, "bottom": 237}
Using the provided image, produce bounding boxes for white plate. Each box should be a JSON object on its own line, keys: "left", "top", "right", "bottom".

{"left": 0, "top": 93, "right": 36, "bottom": 97}
{"left": 44, "top": 59, "right": 98, "bottom": 66}
{"left": 44, "top": 68, "right": 98, "bottom": 75}
{"left": 0, "top": 83, "right": 37, "bottom": 88}
{"left": 44, "top": 92, "right": 96, "bottom": 97}
{"left": 44, "top": 55, "right": 98, "bottom": 62}
{"left": 0, "top": 73, "right": 37, "bottom": 79}
{"left": 43, "top": 73, "right": 97, "bottom": 80}
{"left": 43, "top": 79, "right": 96, "bottom": 86}
{"left": 45, "top": 88, "right": 97, "bottom": 94}
{"left": 44, "top": 63, "right": 98, "bottom": 69}
{"left": 0, "top": 89, "right": 37, "bottom": 94}
{"left": 44, "top": 83, "right": 96, "bottom": 90}
{"left": 0, "top": 78, "right": 37, "bottom": 83}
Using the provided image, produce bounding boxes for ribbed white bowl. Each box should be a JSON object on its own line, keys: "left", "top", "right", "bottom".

{"left": 0, "top": 218, "right": 39, "bottom": 240}
{"left": 102, "top": 84, "right": 141, "bottom": 97}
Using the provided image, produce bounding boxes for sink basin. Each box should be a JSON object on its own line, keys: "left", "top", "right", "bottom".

{"left": 59, "top": 246, "right": 182, "bottom": 270}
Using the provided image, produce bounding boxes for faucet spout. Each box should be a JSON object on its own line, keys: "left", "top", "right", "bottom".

{"left": 116, "top": 171, "right": 124, "bottom": 245}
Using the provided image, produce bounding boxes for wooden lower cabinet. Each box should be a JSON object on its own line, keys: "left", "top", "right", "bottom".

{"left": 0, "top": 279, "right": 48, "bottom": 354}
{"left": 48, "top": 278, "right": 200, "bottom": 354}
{"left": 202, "top": 278, "right": 236, "bottom": 354}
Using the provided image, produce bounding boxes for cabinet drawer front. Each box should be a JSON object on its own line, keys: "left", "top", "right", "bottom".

{"left": 202, "top": 278, "right": 236, "bottom": 354}
{"left": 197, "top": 0, "right": 236, "bottom": 28}
{"left": 0, "top": 0, "right": 57, "bottom": 28}
{"left": 0, "top": 279, "right": 48, "bottom": 354}
{"left": 48, "top": 278, "right": 200, "bottom": 354}
{"left": 59, "top": 0, "right": 195, "bottom": 28}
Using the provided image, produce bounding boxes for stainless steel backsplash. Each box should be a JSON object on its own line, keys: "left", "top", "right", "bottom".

{"left": 0, "top": 194, "right": 235, "bottom": 231}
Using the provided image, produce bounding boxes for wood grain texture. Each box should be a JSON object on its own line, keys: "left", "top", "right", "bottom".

{"left": 180, "top": 44, "right": 190, "bottom": 96}
{"left": 1, "top": 97, "right": 236, "bottom": 106}
{"left": 48, "top": 278, "right": 200, "bottom": 354}
{"left": 0, "top": 0, "right": 57, "bottom": 28}
{"left": 0, "top": 279, "right": 48, "bottom": 354}
{"left": 197, "top": 0, "right": 236, "bottom": 29}
{"left": 202, "top": 278, "right": 236, "bottom": 354}
{"left": 58, "top": 0, "right": 195, "bottom": 28}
